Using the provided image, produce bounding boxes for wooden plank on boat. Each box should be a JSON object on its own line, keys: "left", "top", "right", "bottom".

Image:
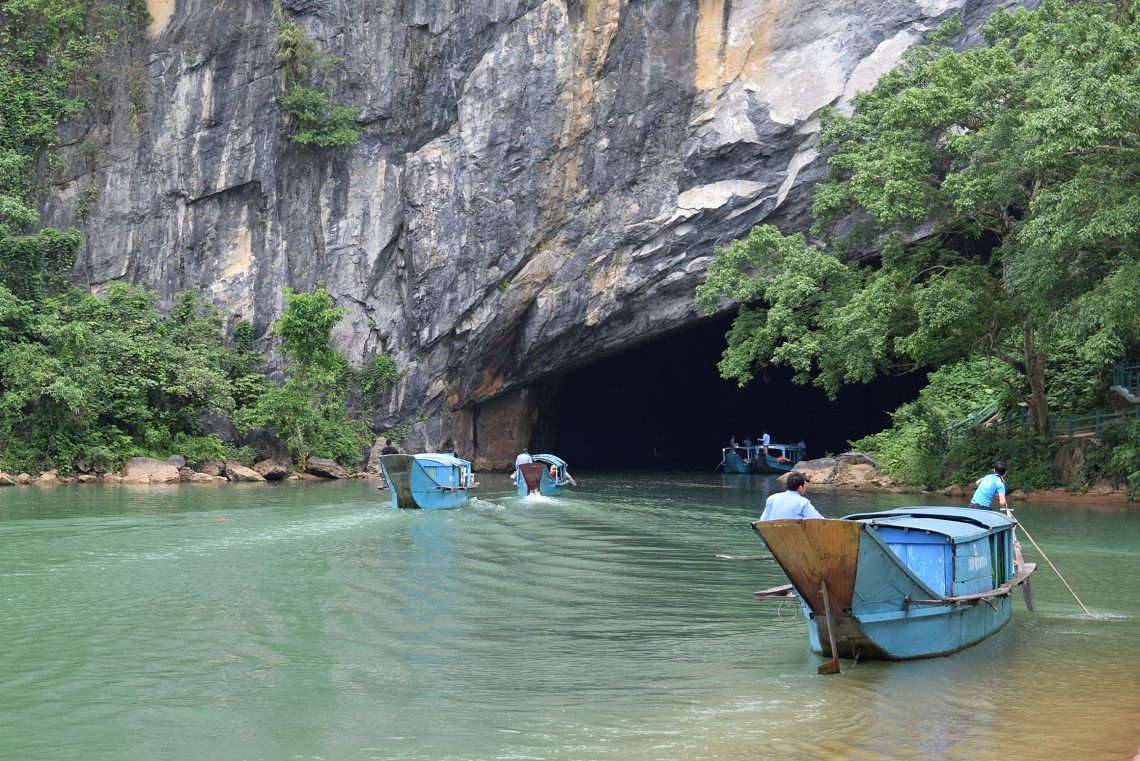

{"left": 752, "top": 519, "right": 861, "bottom": 616}
{"left": 753, "top": 584, "right": 796, "bottom": 600}
{"left": 380, "top": 454, "right": 417, "bottom": 509}
{"left": 905, "top": 563, "right": 1037, "bottom": 606}
{"left": 715, "top": 554, "right": 773, "bottom": 561}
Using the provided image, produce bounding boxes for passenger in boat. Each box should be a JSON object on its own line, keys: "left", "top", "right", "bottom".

{"left": 380, "top": 439, "right": 399, "bottom": 455}
{"left": 760, "top": 472, "right": 824, "bottom": 521}
{"left": 760, "top": 431, "right": 771, "bottom": 454}
{"left": 797, "top": 440, "right": 806, "bottom": 455}
{"left": 728, "top": 435, "right": 737, "bottom": 448}
{"left": 742, "top": 436, "right": 752, "bottom": 448}
{"left": 515, "top": 448, "right": 533, "bottom": 467}
{"left": 969, "top": 461, "right": 1008, "bottom": 510}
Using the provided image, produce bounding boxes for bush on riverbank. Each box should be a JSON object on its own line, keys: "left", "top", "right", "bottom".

{"left": 0, "top": 282, "right": 385, "bottom": 476}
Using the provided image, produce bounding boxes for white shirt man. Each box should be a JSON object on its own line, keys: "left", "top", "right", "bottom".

{"left": 760, "top": 472, "right": 824, "bottom": 521}
{"left": 515, "top": 450, "right": 533, "bottom": 467}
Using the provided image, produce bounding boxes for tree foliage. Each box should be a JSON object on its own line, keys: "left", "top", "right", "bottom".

{"left": 235, "top": 288, "right": 371, "bottom": 466}
{"left": 0, "top": 284, "right": 256, "bottom": 473}
{"left": 697, "top": 1, "right": 1140, "bottom": 436}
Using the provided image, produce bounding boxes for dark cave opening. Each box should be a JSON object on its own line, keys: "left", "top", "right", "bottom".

{"left": 548, "top": 316, "right": 927, "bottom": 471}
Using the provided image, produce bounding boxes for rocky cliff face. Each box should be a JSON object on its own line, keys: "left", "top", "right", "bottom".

{"left": 45, "top": 0, "right": 1037, "bottom": 468}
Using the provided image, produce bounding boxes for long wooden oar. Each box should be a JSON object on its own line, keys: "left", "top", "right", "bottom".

{"left": 817, "top": 579, "right": 841, "bottom": 675}
{"left": 1009, "top": 509, "right": 1090, "bottom": 615}
{"left": 1002, "top": 508, "right": 1036, "bottom": 612}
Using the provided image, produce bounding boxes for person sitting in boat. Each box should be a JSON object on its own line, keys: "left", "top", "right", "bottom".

{"left": 969, "top": 461, "right": 1008, "bottom": 511}
{"left": 760, "top": 472, "right": 824, "bottom": 521}
{"left": 742, "top": 436, "right": 752, "bottom": 448}
{"left": 511, "top": 448, "right": 533, "bottom": 483}
{"left": 380, "top": 439, "right": 399, "bottom": 455}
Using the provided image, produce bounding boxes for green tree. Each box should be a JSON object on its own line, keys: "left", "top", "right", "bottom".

{"left": 235, "top": 288, "right": 370, "bottom": 466}
{"left": 697, "top": 1, "right": 1140, "bottom": 436}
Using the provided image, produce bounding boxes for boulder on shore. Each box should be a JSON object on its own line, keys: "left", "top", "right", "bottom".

{"left": 120, "top": 457, "right": 181, "bottom": 484}
{"left": 253, "top": 460, "right": 289, "bottom": 481}
{"left": 305, "top": 457, "right": 348, "bottom": 479}
{"left": 793, "top": 458, "right": 837, "bottom": 483}
{"left": 225, "top": 461, "right": 266, "bottom": 482}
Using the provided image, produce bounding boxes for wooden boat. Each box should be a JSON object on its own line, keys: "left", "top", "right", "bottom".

{"left": 752, "top": 506, "right": 1036, "bottom": 662}
{"left": 720, "top": 443, "right": 804, "bottom": 474}
{"left": 751, "top": 443, "right": 804, "bottom": 474}
{"left": 516, "top": 453, "right": 573, "bottom": 496}
{"left": 379, "top": 453, "right": 476, "bottom": 509}
{"left": 720, "top": 446, "right": 754, "bottom": 474}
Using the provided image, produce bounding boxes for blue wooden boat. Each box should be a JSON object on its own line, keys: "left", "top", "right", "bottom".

{"left": 720, "top": 446, "right": 754, "bottom": 473}
{"left": 379, "top": 453, "right": 476, "bottom": 509}
{"left": 516, "top": 453, "right": 574, "bottom": 496}
{"left": 752, "top": 507, "right": 1036, "bottom": 663}
{"left": 720, "top": 443, "right": 804, "bottom": 474}
{"left": 751, "top": 443, "right": 804, "bottom": 474}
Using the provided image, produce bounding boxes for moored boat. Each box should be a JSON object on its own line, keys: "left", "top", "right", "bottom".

{"left": 379, "top": 453, "right": 476, "bottom": 509}
{"left": 720, "top": 442, "right": 804, "bottom": 474}
{"left": 720, "top": 446, "right": 754, "bottom": 473}
{"left": 517, "top": 453, "right": 574, "bottom": 496}
{"left": 751, "top": 442, "right": 804, "bottom": 474}
{"left": 752, "top": 506, "right": 1036, "bottom": 662}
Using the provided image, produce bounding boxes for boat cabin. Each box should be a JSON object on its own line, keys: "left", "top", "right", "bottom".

{"left": 843, "top": 507, "right": 1015, "bottom": 597}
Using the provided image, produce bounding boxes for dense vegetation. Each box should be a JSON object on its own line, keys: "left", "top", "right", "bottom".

{"left": 0, "top": 1, "right": 386, "bottom": 475}
{"left": 698, "top": 0, "right": 1140, "bottom": 494}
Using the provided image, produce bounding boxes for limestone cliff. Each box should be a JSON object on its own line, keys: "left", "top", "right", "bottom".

{"left": 44, "top": 0, "right": 1038, "bottom": 468}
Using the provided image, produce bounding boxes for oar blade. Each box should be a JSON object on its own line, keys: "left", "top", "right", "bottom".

{"left": 817, "top": 658, "right": 841, "bottom": 676}
{"left": 1021, "top": 579, "right": 1037, "bottom": 612}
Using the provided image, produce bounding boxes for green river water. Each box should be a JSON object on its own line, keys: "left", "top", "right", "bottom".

{"left": 1, "top": 473, "right": 1137, "bottom": 761}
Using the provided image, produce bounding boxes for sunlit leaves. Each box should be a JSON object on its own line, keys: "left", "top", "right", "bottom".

{"left": 699, "top": 0, "right": 1140, "bottom": 430}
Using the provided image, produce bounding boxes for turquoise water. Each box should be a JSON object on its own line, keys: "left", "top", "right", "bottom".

{"left": 1, "top": 474, "right": 1137, "bottom": 760}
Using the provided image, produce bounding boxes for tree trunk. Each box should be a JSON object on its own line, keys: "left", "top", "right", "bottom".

{"left": 1022, "top": 323, "right": 1050, "bottom": 437}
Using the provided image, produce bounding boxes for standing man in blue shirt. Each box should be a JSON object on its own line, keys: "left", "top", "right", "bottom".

{"left": 969, "top": 461, "right": 1008, "bottom": 510}
{"left": 760, "top": 472, "right": 824, "bottom": 520}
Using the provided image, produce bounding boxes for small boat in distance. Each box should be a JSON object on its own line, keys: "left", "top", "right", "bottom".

{"left": 719, "top": 442, "right": 804, "bottom": 474}
{"left": 517, "top": 453, "right": 574, "bottom": 496}
{"left": 379, "top": 453, "right": 476, "bottom": 509}
{"left": 752, "top": 443, "right": 804, "bottom": 474}
{"left": 752, "top": 507, "right": 1035, "bottom": 665}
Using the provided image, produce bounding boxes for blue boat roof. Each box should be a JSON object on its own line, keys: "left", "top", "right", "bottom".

{"left": 414, "top": 453, "right": 472, "bottom": 468}
{"left": 842, "top": 506, "right": 1015, "bottom": 539}
{"left": 532, "top": 453, "right": 567, "bottom": 467}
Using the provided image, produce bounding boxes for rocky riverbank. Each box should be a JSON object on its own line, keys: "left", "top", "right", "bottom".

{"left": 790, "top": 453, "right": 1132, "bottom": 507}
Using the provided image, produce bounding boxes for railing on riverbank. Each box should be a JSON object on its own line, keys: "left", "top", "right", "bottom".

{"left": 949, "top": 406, "right": 1140, "bottom": 440}
{"left": 1111, "top": 364, "right": 1140, "bottom": 404}
{"left": 945, "top": 400, "right": 1000, "bottom": 439}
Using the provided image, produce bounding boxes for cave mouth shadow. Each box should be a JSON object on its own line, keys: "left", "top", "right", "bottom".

{"left": 546, "top": 317, "right": 925, "bottom": 471}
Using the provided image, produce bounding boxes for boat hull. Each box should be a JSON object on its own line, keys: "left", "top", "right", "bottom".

{"left": 754, "top": 514, "right": 1025, "bottom": 661}
{"left": 380, "top": 454, "right": 473, "bottom": 509}
{"left": 516, "top": 454, "right": 571, "bottom": 496}
{"left": 720, "top": 448, "right": 753, "bottom": 473}
{"left": 721, "top": 444, "right": 803, "bottom": 474}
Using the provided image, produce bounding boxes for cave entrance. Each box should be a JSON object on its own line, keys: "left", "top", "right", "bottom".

{"left": 546, "top": 316, "right": 925, "bottom": 471}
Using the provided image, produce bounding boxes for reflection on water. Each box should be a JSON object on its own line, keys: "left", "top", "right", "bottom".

{"left": 0, "top": 473, "right": 1138, "bottom": 760}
